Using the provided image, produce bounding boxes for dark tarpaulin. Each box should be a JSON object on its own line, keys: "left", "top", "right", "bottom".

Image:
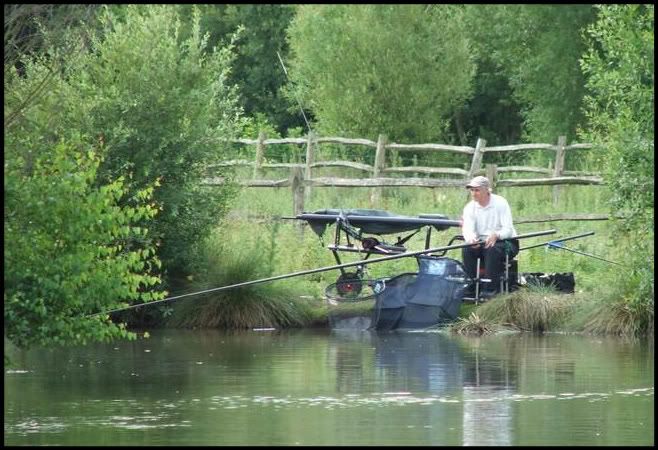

{"left": 297, "top": 209, "right": 459, "bottom": 237}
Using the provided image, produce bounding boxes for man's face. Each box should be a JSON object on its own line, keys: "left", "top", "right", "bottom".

{"left": 469, "top": 187, "right": 487, "bottom": 203}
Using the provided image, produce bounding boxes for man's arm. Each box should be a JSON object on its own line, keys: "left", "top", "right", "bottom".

{"left": 461, "top": 203, "right": 478, "bottom": 243}
{"left": 497, "top": 197, "right": 515, "bottom": 240}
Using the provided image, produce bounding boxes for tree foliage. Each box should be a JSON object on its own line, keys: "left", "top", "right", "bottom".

{"left": 285, "top": 5, "right": 475, "bottom": 143}
{"left": 180, "top": 5, "right": 301, "bottom": 136}
{"left": 4, "top": 5, "right": 246, "bottom": 350}
{"left": 448, "top": 55, "right": 524, "bottom": 147}
{"left": 4, "top": 142, "right": 164, "bottom": 349}
{"left": 579, "top": 4, "right": 654, "bottom": 319}
{"left": 4, "top": 5, "right": 100, "bottom": 129}
{"left": 85, "top": 6, "right": 245, "bottom": 274}
{"left": 6, "top": 5, "right": 245, "bottom": 276}
{"left": 464, "top": 5, "right": 597, "bottom": 144}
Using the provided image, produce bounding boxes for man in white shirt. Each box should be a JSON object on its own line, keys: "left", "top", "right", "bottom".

{"left": 461, "top": 176, "right": 519, "bottom": 296}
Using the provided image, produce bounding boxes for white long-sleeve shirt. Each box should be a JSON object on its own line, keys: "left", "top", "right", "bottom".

{"left": 461, "top": 193, "right": 517, "bottom": 242}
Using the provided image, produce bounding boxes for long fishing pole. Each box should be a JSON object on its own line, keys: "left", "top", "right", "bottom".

{"left": 545, "top": 243, "right": 622, "bottom": 266}
{"left": 276, "top": 51, "right": 312, "bottom": 133}
{"left": 87, "top": 229, "right": 556, "bottom": 318}
{"left": 519, "top": 231, "right": 595, "bottom": 251}
{"left": 519, "top": 230, "right": 620, "bottom": 265}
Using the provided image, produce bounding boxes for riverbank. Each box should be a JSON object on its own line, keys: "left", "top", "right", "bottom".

{"left": 120, "top": 282, "right": 651, "bottom": 339}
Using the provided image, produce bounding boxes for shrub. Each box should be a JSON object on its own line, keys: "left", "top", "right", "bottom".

{"left": 4, "top": 142, "right": 164, "bottom": 349}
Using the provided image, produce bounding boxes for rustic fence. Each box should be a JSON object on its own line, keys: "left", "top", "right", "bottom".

{"left": 203, "top": 132, "right": 604, "bottom": 219}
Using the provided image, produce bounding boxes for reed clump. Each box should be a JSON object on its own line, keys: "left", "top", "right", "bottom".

{"left": 166, "top": 228, "right": 316, "bottom": 329}
{"left": 481, "top": 287, "right": 574, "bottom": 332}
{"left": 580, "top": 297, "right": 654, "bottom": 337}
{"left": 452, "top": 312, "right": 505, "bottom": 335}
{"left": 453, "top": 283, "right": 576, "bottom": 334}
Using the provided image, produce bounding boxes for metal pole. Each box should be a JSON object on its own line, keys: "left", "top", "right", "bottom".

{"left": 475, "top": 257, "right": 481, "bottom": 305}
{"left": 88, "top": 229, "right": 556, "bottom": 317}
{"left": 504, "top": 252, "right": 509, "bottom": 294}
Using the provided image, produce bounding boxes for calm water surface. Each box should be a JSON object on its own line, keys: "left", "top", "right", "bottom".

{"left": 4, "top": 328, "right": 653, "bottom": 446}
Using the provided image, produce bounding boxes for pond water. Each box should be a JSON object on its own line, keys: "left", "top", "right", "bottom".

{"left": 4, "top": 329, "right": 653, "bottom": 446}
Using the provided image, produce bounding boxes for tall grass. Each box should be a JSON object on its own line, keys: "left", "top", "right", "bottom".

{"left": 452, "top": 273, "right": 653, "bottom": 337}
{"left": 475, "top": 284, "right": 575, "bottom": 332}
{"left": 166, "top": 225, "right": 317, "bottom": 329}
{"left": 575, "top": 270, "right": 654, "bottom": 337}
{"left": 231, "top": 179, "right": 614, "bottom": 286}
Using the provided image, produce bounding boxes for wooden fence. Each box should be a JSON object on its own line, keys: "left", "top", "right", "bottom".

{"left": 203, "top": 132, "right": 603, "bottom": 217}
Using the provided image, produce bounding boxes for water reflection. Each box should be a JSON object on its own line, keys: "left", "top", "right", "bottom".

{"left": 4, "top": 330, "right": 653, "bottom": 446}
{"left": 330, "top": 330, "right": 520, "bottom": 445}
{"left": 326, "top": 330, "right": 653, "bottom": 446}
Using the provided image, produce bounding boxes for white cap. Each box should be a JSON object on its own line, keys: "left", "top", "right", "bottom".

{"left": 465, "top": 176, "right": 490, "bottom": 190}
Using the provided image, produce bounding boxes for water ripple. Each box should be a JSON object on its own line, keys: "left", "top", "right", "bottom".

{"left": 208, "top": 387, "right": 653, "bottom": 410}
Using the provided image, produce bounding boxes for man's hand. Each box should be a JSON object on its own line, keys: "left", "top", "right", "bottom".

{"left": 484, "top": 233, "right": 498, "bottom": 248}
{"left": 466, "top": 237, "right": 480, "bottom": 248}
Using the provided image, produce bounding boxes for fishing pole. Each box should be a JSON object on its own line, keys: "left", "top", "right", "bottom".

{"left": 545, "top": 243, "right": 621, "bottom": 266}
{"left": 276, "top": 51, "right": 313, "bottom": 133}
{"left": 87, "top": 229, "right": 556, "bottom": 318}
{"left": 519, "top": 231, "right": 595, "bottom": 251}
{"left": 519, "top": 230, "right": 620, "bottom": 266}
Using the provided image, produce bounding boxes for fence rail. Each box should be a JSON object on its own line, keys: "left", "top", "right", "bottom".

{"left": 203, "top": 132, "right": 603, "bottom": 216}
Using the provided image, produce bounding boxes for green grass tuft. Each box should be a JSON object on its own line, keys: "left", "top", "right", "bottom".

{"left": 462, "top": 286, "right": 575, "bottom": 332}
{"left": 451, "top": 312, "right": 505, "bottom": 335}
{"left": 166, "top": 227, "right": 316, "bottom": 329}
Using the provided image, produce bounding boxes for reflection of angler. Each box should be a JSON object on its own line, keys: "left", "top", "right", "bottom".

{"left": 461, "top": 339, "right": 517, "bottom": 446}
{"left": 462, "top": 383, "right": 513, "bottom": 446}
{"left": 368, "top": 331, "right": 518, "bottom": 446}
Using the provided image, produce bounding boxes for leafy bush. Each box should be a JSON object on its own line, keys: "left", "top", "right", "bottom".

{"left": 80, "top": 5, "right": 244, "bottom": 274}
{"left": 579, "top": 4, "right": 654, "bottom": 334}
{"left": 4, "top": 142, "right": 165, "bottom": 349}
{"left": 5, "top": 5, "right": 246, "bottom": 278}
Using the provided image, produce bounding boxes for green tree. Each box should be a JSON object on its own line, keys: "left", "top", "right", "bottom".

{"left": 464, "top": 5, "right": 597, "bottom": 144}
{"left": 181, "top": 5, "right": 302, "bottom": 136}
{"left": 285, "top": 5, "right": 475, "bottom": 143}
{"left": 4, "top": 5, "right": 101, "bottom": 129}
{"left": 5, "top": 5, "right": 245, "bottom": 278}
{"left": 86, "top": 6, "right": 244, "bottom": 276}
{"left": 4, "top": 141, "right": 164, "bottom": 350}
{"left": 579, "top": 4, "right": 654, "bottom": 331}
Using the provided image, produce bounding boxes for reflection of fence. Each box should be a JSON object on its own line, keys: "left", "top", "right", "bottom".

{"left": 203, "top": 132, "right": 603, "bottom": 216}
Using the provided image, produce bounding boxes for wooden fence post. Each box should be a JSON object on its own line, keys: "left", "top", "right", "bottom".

{"left": 304, "top": 130, "right": 315, "bottom": 204}
{"left": 370, "top": 133, "right": 387, "bottom": 206}
{"left": 291, "top": 166, "right": 305, "bottom": 217}
{"left": 469, "top": 138, "right": 486, "bottom": 179}
{"left": 552, "top": 135, "right": 567, "bottom": 205}
{"left": 253, "top": 130, "right": 266, "bottom": 179}
{"left": 486, "top": 163, "right": 497, "bottom": 191}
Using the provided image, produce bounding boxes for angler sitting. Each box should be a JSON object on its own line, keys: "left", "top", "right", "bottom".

{"left": 461, "top": 176, "right": 519, "bottom": 297}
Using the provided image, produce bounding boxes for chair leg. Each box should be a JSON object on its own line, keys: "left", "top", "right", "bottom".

{"left": 475, "top": 257, "right": 481, "bottom": 305}
{"left": 504, "top": 253, "right": 509, "bottom": 293}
